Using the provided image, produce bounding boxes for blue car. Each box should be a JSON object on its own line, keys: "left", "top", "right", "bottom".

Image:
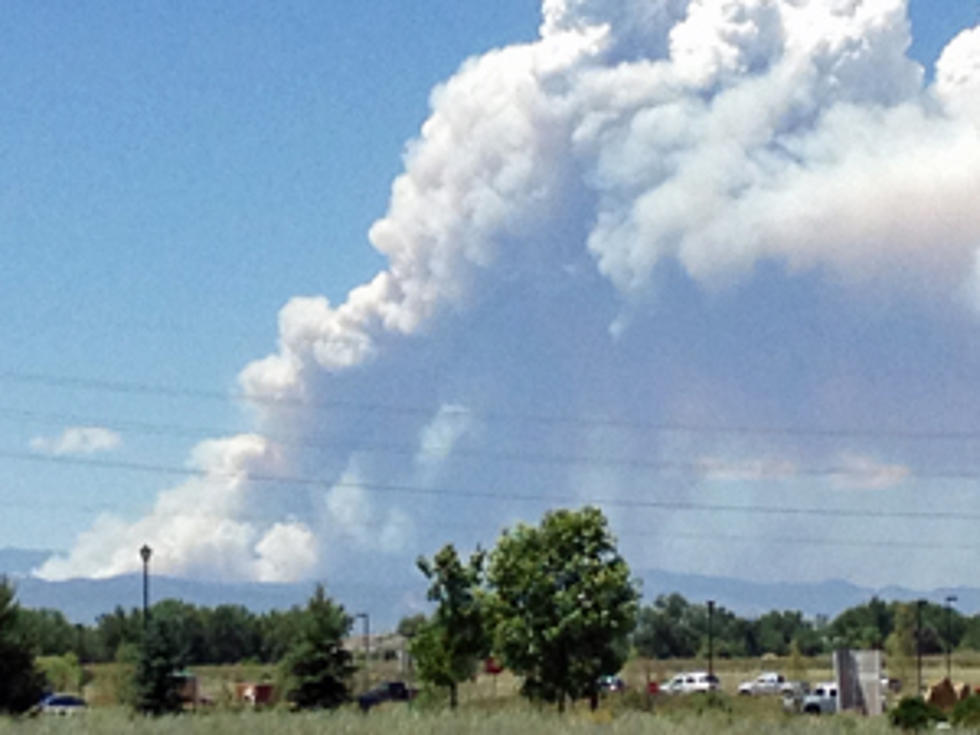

{"left": 37, "top": 693, "right": 87, "bottom": 715}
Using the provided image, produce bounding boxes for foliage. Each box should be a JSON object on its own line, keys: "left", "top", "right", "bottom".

{"left": 37, "top": 652, "right": 83, "bottom": 692}
{"left": 132, "top": 613, "right": 188, "bottom": 715}
{"left": 413, "top": 544, "right": 488, "bottom": 708}
{"left": 397, "top": 612, "right": 428, "bottom": 639}
{"left": 951, "top": 694, "right": 980, "bottom": 728}
{"left": 280, "top": 584, "right": 354, "bottom": 710}
{"left": 0, "top": 577, "right": 46, "bottom": 714}
{"left": 486, "top": 506, "right": 639, "bottom": 711}
{"left": 889, "top": 696, "right": 946, "bottom": 731}
{"left": 633, "top": 595, "right": 819, "bottom": 660}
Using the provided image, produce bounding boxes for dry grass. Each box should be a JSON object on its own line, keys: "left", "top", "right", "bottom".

{"left": 10, "top": 653, "right": 978, "bottom": 734}
{"left": 0, "top": 706, "right": 920, "bottom": 735}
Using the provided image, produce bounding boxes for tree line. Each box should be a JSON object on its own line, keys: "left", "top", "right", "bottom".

{"left": 5, "top": 504, "right": 980, "bottom": 715}
{"left": 630, "top": 593, "right": 978, "bottom": 662}
{"left": 17, "top": 597, "right": 312, "bottom": 665}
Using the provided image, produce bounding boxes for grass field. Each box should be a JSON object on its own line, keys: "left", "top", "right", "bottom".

{"left": 5, "top": 653, "right": 980, "bottom": 733}
{"left": 0, "top": 704, "right": 968, "bottom": 735}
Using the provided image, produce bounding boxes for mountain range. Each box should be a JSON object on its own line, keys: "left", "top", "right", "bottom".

{"left": 3, "top": 547, "right": 977, "bottom": 630}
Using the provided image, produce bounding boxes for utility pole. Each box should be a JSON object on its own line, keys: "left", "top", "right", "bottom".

{"left": 916, "top": 599, "right": 925, "bottom": 696}
{"left": 707, "top": 600, "right": 715, "bottom": 678}
{"left": 945, "top": 595, "right": 958, "bottom": 681}
{"left": 355, "top": 612, "right": 370, "bottom": 691}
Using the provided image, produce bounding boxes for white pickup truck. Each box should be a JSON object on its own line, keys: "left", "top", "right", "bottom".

{"left": 738, "top": 672, "right": 797, "bottom": 696}
{"left": 801, "top": 682, "right": 838, "bottom": 715}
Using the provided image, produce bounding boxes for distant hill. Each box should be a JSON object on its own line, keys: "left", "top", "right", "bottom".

{"left": 5, "top": 548, "right": 978, "bottom": 630}
{"left": 0, "top": 547, "right": 59, "bottom": 576}
{"left": 634, "top": 568, "right": 980, "bottom": 620}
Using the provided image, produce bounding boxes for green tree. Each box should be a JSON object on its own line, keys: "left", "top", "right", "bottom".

{"left": 258, "top": 606, "right": 307, "bottom": 663}
{"left": 828, "top": 597, "right": 893, "bottom": 649}
{"left": 486, "top": 506, "right": 639, "bottom": 711}
{"left": 397, "top": 612, "right": 428, "bottom": 639}
{"left": 131, "top": 613, "right": 187, "bottom": 715}
{"left": 633, "top": 594, "right": 699, "bottom": 659}
{"left": 413, "top": 544, "right": 488, "bottom": 708}
{"left": 887, "top": 602, "right": 917, "bottom": 693}
{"left": 18, "top": 608, "right": 76, "bottom": 656}
{"left": 280, "top": 584, "right": 354, "bottom": 710}
{"left": 0, "top": 577, "right": 46, "bottom": 713}
{"left": 38, "top": 651, "right": 84, "bottom": 692}
{"left": 96, "top": 605, "right": 142, "bottom": 661}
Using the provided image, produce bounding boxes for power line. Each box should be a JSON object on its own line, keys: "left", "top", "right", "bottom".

{"left": 2, "top": 447, "right": 978, "bottom": 522}
{"left": 3, "top": 369, "right": 979, "bottom": 440}
{"left": 6, "top": 494, "right": 978, "bottom": 553}
{"left": 2, "top": 406, "right": 958, "bottom": 475}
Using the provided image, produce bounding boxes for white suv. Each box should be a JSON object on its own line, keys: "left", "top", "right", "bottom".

{"left": 663, "top": 671, "right": 721, "bottom": 694}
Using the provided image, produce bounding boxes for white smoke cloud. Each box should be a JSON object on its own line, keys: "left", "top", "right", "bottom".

{"left": 37, "top": 434, "right": 317, "bottom": 582}
{"left": 30, "top": 426, "right": 121, "bottom": 456}
{"left": 831, "top": 453, "right": 910, "bottom": 490}
{"left": 416, "top": 404, "right": 474, "bottom": 469}
{"left": 41, "top": 1, "right": 980, "bottom": 588}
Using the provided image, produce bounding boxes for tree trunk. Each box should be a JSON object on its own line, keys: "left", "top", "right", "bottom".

{"left": 590, "top": 689, "right": 599, "bottom": 711}
{"left": 450, "top": 682, "right": 458, "bottom": 709}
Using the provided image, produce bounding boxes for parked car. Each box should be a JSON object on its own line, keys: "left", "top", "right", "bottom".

{"left": 357, "top": 681, "right": 416, "bottom": 712}
{"left": 36, "top": 693, "right": 87, "bottom": 715}
{"left": 801, "top": 682, "right": 838, "bottom": 715}
{"left": 597, "top": 674, "right": 626, "bottom": 692}
{"left": 662, "top": 671, "right": 720, "bottom": 694}
{"left": 738, "top": 671, "right": 797, "bottom": 696}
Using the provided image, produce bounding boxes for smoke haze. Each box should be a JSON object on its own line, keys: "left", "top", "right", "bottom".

{"left": 39, "top": 0, "right": 980, "bottom": 592}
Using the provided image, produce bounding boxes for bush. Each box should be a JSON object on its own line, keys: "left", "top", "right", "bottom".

{"left": 889, "top": 696, "right": 945, "bottom": 731}
{"left": 951, "top": 694, "right": 980, "bottom": 728}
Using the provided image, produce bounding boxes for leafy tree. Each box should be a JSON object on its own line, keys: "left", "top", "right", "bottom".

{"left": 413, "top": 544, "right": 488, "bottom": 708}
{"left": 38, "top": 651, "right": 84, "bottom": 692}
{"left": 828, "top": 596, "right": 893, "bottom": 649}
{"left": 280, "top": 584, "right": 354, "bottom": 710}
{"left": 0, "top": 577, "right": 46, "bottom": 713}
{"left": 202, "top": 604, "right": 261, "bottom": 663}
{"left": 96, "top": 605, "right": 142, "bottom": 661}
{"left": 131, "top": 613, "right": 187, "bottom": 715}
{"left": 258, "top": 607, "right": 307, "bottom": 663}
{"left": 397, "top": 612, "right": 428, "bottom": 639}
{"left": 633, "top": 594, "right": 700, "bottom": 659}
{"left": 486, "top": 506, "right": 639, "bottom": 711}
{"left": 150, "top": 600, "right": 208, "bottom": 664}
{"left": 887, "top": 602, "right": 917, "bottom": 692}
{"left": 18, "top": 608, "right": 76, "bottom": 656}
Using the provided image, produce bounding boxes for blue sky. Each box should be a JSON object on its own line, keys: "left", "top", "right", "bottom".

{"left": 3, "top": 0, "right": 980, "bottom": 599}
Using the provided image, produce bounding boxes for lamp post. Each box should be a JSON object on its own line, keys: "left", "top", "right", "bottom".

{"left": 707, "top": 600, "right": 715, "bottom": 678}
{"left": 916, "top": 599, "right": 925, "bottom": 696}
{"left": 355, "top": 612, "right": 370, "bottom": 690}
{"left": 139, "top": 544, "right": 152, "bottom": 628}
{"left": 945, "top": 595, "right": 958, "bottom": 681}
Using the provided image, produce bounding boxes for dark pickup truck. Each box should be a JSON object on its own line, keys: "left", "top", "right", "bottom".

{"left": 357, "top": 681, "right": 417, "bottom": 712}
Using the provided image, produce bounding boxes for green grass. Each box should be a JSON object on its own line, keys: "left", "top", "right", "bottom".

{"left": 0, "top": 706, "right": 922, "bottom": 735}
{"left": 9, "top": 653, "right": 979, "bottom": 733}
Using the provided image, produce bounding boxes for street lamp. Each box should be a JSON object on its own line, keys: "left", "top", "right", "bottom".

{"left": 139, "top": 544, "right": 152, "bottom": 628}
{"left": 707, "top": 600, "right": 715, "bottom": 678}
{"left": 945, "top": 595, "right": 958, "bottom": 681}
